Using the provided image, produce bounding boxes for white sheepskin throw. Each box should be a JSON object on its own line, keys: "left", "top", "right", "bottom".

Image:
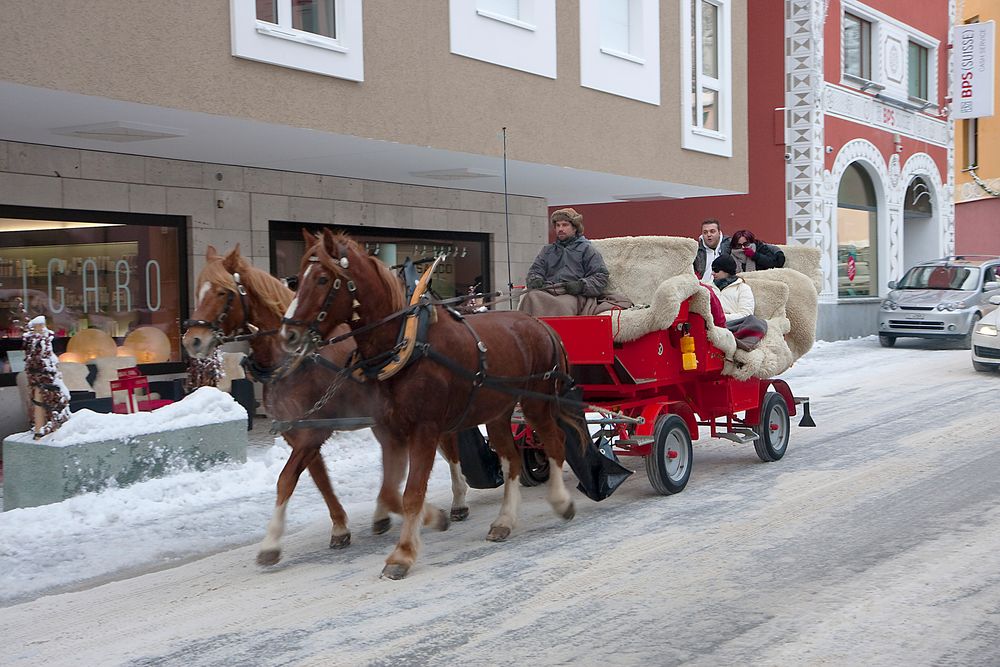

{"left": 593, "top": 236, "right": 699, "bottom": 304}
{"left": 778, "top": 244, "right": 823, "bottom": 293}
{"left": 590, "top": 234, "right": 818, "bottom": 380}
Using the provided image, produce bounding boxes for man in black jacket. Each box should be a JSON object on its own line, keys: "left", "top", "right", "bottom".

{"left": 693, "top": 218, "right": 732, "bottom": 283}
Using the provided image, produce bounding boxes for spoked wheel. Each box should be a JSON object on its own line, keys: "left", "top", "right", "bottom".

{"left": 514, "top": 425, "right": 550, "bottom": 487}
{"left": 644, "top": 414, "right": 693, "bottom": 495}
{"left": 753, "top": 392, "right": 790, "bottom": 462}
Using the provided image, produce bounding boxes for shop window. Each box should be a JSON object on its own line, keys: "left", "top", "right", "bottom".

{"left": 682, "top": 0, "right": 732, "bottom": 156}
{"left": 836, "top": 163, "right": 878, "bottom": 298}
{"left": 908, "top": 41, "right": 928, "bottom": 101}
{"left": 0, "top": 209, "right": 187, "bottom": 380}
{"left": 231, "top": 0, "right": 363, "bottom": 81}
{"left": 843, "top": 13, "right": 872, "bottom": 81}
{"left": 271, "top": 223, "right": 490, "bottom": 300}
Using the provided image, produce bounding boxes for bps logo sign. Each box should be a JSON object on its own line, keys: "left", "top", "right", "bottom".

{"left": 952, "top": 21, "right": 996, "bottom": 120}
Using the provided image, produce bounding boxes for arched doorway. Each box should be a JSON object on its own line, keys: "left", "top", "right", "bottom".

{"left": 836, "top": 162, "right": 878, "bottom": 297}
{"left": 902, "top": 175, "right": 937, "bottom": 268}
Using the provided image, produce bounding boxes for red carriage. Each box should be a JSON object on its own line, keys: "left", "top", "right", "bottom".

{"left": 510, "top": 297, "right": 814, "bottom": 496}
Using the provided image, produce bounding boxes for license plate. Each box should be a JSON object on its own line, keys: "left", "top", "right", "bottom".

{"left": 906, "top": 314, "right": 925, "bottom": 320}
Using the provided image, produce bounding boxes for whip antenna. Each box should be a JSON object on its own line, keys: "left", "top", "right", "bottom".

{"left": 502, "top": 127, "right": 514, "bottom": 307}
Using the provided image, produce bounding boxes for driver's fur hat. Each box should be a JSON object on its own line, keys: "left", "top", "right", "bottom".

{"left": 550, "top": 208, "right": 584, "bottom": 235}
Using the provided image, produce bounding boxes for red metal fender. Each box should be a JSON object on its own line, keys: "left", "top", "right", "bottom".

{"left": 633, "top": 400, "right": 698, "bottom": 441}
{"left": 746, "top": 379, "right": 797, "bottom": 425}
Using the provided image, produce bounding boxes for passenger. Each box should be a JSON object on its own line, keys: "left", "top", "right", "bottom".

{"left": 711, "top": 254, "right": 767, "bottom": 350}
{"left": 693, "top": 218, "right": 732, "bottom": 285}
{"left": 519, "top": 208, "right": 632, "bottom": 317}
{"left": 729, "top": 229, "right": 786, "bottom": 273}
{"left": 711, "top": 255, "right": 755, "bottom": 322}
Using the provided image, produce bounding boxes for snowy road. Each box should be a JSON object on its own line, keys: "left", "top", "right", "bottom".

{"left": 3, "top": 338, "right": 1000, "bottom": 666}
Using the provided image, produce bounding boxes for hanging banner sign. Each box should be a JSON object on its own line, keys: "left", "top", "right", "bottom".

{"left": 952, "top": 21, "right": 995, "bottom": 119}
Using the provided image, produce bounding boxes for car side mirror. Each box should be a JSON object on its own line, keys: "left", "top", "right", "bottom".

{"left": 887, "top": 280, "right": 897, "bottom": 289}
{"left": 990, "top": 295, "right": 1000, "bottom": 306}
{"left": 984, "top": 281, "right": 1000, "bottom": 292}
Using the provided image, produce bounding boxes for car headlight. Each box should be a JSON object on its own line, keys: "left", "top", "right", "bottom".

{"left": 936, "top": 302, "right": 963, "bottom": 311}
{"left": 976, "top": 323, "right": 998, "bottom": 336}
{"left": 881, "top": 299, "right": 898, "bottom": 310}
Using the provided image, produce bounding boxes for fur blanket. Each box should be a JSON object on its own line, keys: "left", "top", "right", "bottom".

{"left": 591, "top": 236, "right": 820, "bottom": 379}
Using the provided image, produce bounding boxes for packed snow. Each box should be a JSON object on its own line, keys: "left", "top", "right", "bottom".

{"left": 6, "top": 386, "right": 246, "bottom": 446}
{"left": 0, "top": 336, "right": 977, "bottom": 606}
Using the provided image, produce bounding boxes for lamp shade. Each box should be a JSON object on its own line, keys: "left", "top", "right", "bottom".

{"left": 123, "top": 326, "right": 171, "bottom": 364}
{"left": 66, "top": 328, "right": 118, "bottom": 362}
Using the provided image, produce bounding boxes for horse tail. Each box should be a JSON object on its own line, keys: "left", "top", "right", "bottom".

{"left": 541, "top": 321, "right": 590, "bottom": 455}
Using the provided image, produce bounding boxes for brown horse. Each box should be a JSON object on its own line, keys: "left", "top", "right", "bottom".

{"left": 182, "top": 245, "right": 470, "bottom": 566}
{"left": 281, "top": 229, "right": 583, "bottom": 579}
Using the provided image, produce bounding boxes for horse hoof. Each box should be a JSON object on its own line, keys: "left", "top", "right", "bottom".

{"left": 486, "top": 526, "right": 511, "bottom": 542}
{"left": 435, "top": 509, "right": 450, "bottom": 532}
{"left": 450, "top": 506, "right": 470, "bottom": 522}
{"left": 372, "top": 518, "right": 391, "bottom": 535}
{"left": 329, "top": 532, "right": 351, "bottom": 549}
{"left": 256, "top": 549, "right": 281, "bottom": 566}
{"left": 381, "top": 563, "right": 410, "bottom": 580}
{"left": 560, "top": 502, "right": 576, "bottom": 521}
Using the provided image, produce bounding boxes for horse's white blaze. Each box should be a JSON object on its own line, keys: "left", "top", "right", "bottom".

{"left": 197, "top": 281, "right": 211, "bottom": 307}
{"left": 546, "top": 457, "right": 572, "bottom": 515}
{"left": 259, "top": 500, "right": 288, "bottom": 554}
{"left": 282, "top": 297, "right": 299, "bottom": 320}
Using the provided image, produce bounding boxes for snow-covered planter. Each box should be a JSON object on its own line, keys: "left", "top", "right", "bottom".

{"left": 2, "top": 388, "right": 248, "bottom": 511}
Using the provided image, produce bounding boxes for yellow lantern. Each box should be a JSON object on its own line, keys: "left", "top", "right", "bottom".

{"left": 66, "top": 328, "right": 118, "bottom": 362}
{"left": 123, "top": 326, "right": 171, "bottom": 364}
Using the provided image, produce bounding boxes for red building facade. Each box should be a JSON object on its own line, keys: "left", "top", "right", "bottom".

{"left": 566, "top": 0, "right": 954, "bottom": 340}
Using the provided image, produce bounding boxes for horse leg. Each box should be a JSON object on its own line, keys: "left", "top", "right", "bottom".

{"left": 306, "top": 453, "right": 351, "bottom": 549}
{"left": 483, "top": 417, "right": 523, "bottom": 542}
{"left": 438, "top": 434, "right": 470, "bottom": 521}
{"left": 257, "top": 445, "right": 320, "bottom": 565}
{"left": 373, "top": 427, "right": 406, "bottom": 535}
{"left": 521, "top": 399, "right": 575, "bottom": 521}
{"left": 382, "top": 431, "right": 446, "bottom": 580}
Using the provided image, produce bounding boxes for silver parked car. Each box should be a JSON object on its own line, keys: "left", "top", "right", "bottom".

{"left": 972, "top": 294, "right": 1000, "bottom": 372}
{"left": 878, "top": 256, "right": 1000, "bottom": 348}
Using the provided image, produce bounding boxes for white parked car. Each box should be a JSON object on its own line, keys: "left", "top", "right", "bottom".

{"left": 972, "top": 294, "right": 1000, "bottom": 372}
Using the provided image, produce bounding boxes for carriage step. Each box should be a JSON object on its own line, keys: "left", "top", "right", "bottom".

{"left": 717, "top": 428, "right": 759, "bottom": 444}
{"left": 615, "top": 437, "right": 653, "bottom": 447}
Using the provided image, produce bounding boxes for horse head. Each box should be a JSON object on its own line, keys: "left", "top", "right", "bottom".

{"left": 280, "top": 228, "right": 403, "bottom": 358}
{"left": 182, "top": 244, "right": 253, "bottom": 358}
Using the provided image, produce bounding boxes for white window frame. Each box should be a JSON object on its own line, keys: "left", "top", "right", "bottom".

{"left": 681, "top": 0, "right": 732, "bottom": 156}
{"left": 580, "top": 0, "right": 660, "bottom": 104}
{"left": 450, "top": 0, "right": 556, "bottom": 78}
{"left": 230, "top": 0, "right": 364, "bottom": 81}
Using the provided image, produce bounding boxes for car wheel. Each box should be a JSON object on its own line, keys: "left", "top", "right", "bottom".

{"left": 973, "top": 360, "right": 996, "bottom": 373}
{"left": 961, "top": 313, "right": 982, "bottom": 350}
{"left": 879, "top": 334, "right": 896, "bottom": 348}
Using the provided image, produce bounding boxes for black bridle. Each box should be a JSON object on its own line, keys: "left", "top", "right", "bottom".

{"left": 183, "top": 272, "right": 252, "bottom": 344}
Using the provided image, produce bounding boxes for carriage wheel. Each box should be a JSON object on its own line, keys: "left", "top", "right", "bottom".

{"left": 753, "top": 392, "right": 790, "bottom": 462}
{"left": 513, "top": 425, "right": 550, "bottom": 487}
{"left": 644, "top": 415, "right": 692, "bottom": 495}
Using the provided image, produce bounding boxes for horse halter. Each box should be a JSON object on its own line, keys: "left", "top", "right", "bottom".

{"left": 281, "top": 250, "right": 362, "bottom": 346}
{"left": 183, "top": 271, "right": 252, "bottom": 343}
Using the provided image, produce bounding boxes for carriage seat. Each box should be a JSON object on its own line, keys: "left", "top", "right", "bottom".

{"left": 590, "top": 235, "right": 819, "bottom": 380}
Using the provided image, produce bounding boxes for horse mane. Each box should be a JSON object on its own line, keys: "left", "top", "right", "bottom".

{"left": 200, "top": 252, "right": 293, "bottom": 320}
{"left": 312, "top": 232, "right": 406, "bottom": 313}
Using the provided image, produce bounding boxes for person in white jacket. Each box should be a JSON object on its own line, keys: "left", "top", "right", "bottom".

{"left": 710, "top": 254, "right": 755, "bottom": 322}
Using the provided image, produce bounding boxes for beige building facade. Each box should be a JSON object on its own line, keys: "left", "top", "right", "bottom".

{"left": 0, "top": 1, "right": 748, "bottom": 433}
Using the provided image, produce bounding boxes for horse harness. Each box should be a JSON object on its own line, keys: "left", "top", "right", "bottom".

{"left": 278, "top": 248, "right": 580, "bottom": 434}
{"left": 182, "top": 272, "right": 252, "bottom": 343}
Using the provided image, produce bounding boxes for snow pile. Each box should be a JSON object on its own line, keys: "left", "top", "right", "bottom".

{"left": 6, "top": 387, "right": 246, "bottom": 447}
